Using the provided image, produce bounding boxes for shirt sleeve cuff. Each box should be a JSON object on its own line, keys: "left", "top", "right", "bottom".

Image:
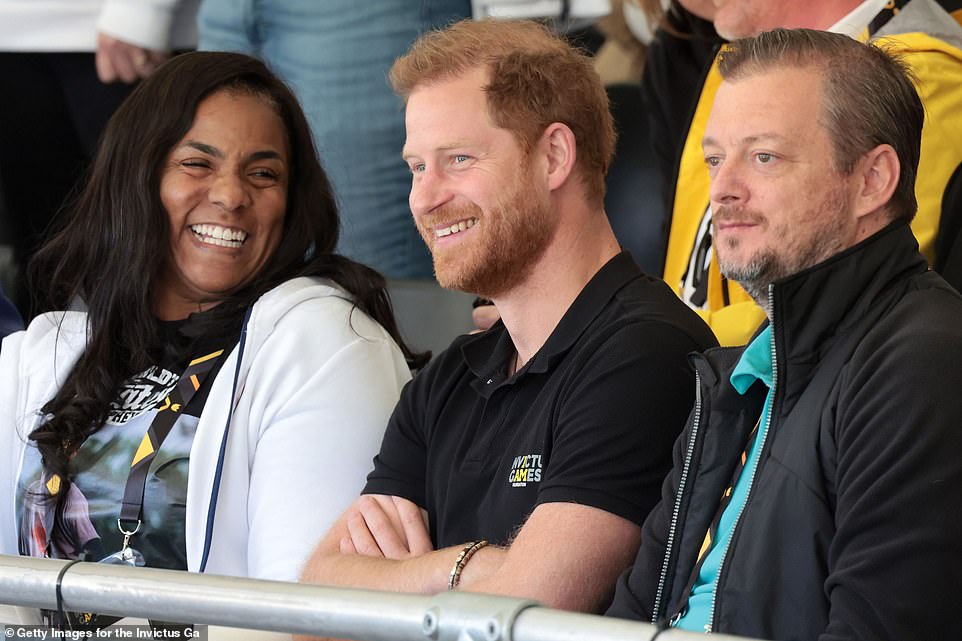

{"left": 536, "top": 484, "right": 658, "bottom": 526}
{"left": 97, "top": 0, "right": 177, "bottom": 50}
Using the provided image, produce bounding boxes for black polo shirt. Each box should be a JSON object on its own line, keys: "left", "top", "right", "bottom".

{"left": 363, "top": 252, "right": 717, "bottom": 547}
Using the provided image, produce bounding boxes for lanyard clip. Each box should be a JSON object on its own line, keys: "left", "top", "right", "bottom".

{"left": 117, "top": 518, "right": 141, "bottom": 552}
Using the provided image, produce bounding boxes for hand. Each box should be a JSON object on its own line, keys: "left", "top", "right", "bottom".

{"left": 471, "top": 304, "right": 500, "bottom": 333}
{"left": 95, "top": 33, "right": 168, "bottom": 84}
{"left": 340, "top": 495, "right": 433, "bottom": 560}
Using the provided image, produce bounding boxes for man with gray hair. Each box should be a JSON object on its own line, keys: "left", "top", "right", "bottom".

{"left": 606, "top": 28, "right": 962, "bottom": 640}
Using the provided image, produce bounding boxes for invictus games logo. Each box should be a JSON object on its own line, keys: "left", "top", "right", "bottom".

{"left": 508, "top": 453, "right": 543, "bottom": 487}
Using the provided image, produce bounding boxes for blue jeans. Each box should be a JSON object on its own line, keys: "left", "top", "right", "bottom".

{"left": 199, "top": 0, "right": 471, "bottom": 279}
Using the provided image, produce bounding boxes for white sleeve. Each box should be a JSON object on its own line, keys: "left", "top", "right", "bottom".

{"left": 242, "top": 314, "right": 411, "bottom": 581}
{"left": 0, "top": 314, "right": 83, "bottom": 556}
{"left": 471, "top": 0, "right": 610, "bottom": 19}
{"left": 97, "top": 0, "right": 188, "bottom": 50}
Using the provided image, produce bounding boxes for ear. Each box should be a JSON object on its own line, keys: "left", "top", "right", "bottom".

{"left": 853, "top": 143, "right": 900, "bottom": 221}
{"left": 540, "top": 122, "right": 577, "bottom": 193}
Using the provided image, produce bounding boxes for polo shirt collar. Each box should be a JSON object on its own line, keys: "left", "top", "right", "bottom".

{"left": 730, "top": 325, "right": 773, "bottom": 394}
{"left": 461, "top": 252, "right": 641, "bottom": 386}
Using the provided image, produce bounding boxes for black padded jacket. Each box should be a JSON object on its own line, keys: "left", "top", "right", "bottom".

{"left": 607, "top": 220, "right": 962, "bottom": 641}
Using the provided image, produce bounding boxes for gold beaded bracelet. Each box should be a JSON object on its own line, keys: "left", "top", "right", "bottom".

{"left": 447, "top": 540, "right": 489, "bottom": 590}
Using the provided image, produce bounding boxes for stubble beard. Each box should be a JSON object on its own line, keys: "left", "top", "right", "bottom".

{"left": 715, "top": 185, "right": 852, "bottom": 313}
{"left": 422, "top": 174, "right": 555, "bottom": 299}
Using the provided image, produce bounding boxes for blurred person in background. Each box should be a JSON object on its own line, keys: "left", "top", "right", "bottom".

{"left": 0, "top": 0, "right": 200, "bottom": 317}
{"left": 0, "top": 286, "right": 21, "bottom": 340}
{"left": 636, "top": 0, "right": 722, "bottom": 225}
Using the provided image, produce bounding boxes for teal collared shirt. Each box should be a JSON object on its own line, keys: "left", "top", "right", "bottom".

{"left": 676, "top": 325, "right": 773, "bottom": 631}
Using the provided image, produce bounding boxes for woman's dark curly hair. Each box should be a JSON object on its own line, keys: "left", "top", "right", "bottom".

{"left": 27, "top": 51, "right": 426, "bottom": 509}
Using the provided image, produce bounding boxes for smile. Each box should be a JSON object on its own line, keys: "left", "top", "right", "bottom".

{"left": 190, "top": 224, "right": 248, "bottom": 248}
{"left": 434, "top": 218, "right": 477, "bottom": 238}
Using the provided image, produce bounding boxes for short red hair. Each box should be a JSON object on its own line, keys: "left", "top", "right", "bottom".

{"left": 390, "top": 19, "right": 616, "bottom": 206}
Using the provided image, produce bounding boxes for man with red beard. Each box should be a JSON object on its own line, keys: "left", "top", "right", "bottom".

{"left": 299, "top": 19, "right": 716, "bottom": 613}
{"left": 606, "top": 29, "right": 962, "bottom": 640}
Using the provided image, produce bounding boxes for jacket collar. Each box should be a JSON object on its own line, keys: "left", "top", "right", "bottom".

{"left": 695, "top": 220, "right": 926, "bottom": 400}
{"left": 770, "top": 219, "right": 925, "bottom": 365}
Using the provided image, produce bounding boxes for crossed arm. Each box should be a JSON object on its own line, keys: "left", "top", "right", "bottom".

{"left": 301, "top": 493, "right": 641, "bottom": 612}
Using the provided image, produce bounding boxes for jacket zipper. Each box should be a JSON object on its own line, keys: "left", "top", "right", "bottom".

{"left": 651, "top": 370, "right": 704, "bottom": 623}
{"left": 705, "top": 284, "right": 778, "bottom": 632}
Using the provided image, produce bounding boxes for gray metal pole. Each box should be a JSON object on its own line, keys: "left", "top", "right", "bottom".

{"left": 0, "top": 556, "right": 427, "bottom": 639}
{"left": 512, "top": 608, "right": 756, "bottom": 641}
{"left": 0, "top": 555, "right": 760, "bottom": 641}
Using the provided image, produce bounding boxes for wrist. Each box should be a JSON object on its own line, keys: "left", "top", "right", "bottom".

{"left": 448, "top": 540, "right": 488, "bottom": 590}
{"left": 450, "top": 543, "right": 505, "bottom": 590}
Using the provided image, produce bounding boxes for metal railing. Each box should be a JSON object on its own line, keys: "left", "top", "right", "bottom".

{"left": 0, "top": 555, "right": 757, "bottom": 641}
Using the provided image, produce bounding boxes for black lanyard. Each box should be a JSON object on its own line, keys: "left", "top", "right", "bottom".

{"left": 117, "top": 349, "right": 225, "bottom": 533}
{"left": 37, "top": 348, "right": 226, "bottom": 633}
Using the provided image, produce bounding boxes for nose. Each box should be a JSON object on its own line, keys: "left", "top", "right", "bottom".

{"left": 209, "top": 171, "right": 252, "bottom": 212}
{"left": 708, "top": 158, "right": 749, "bottom": 209}
{"left": 409, "top": 167, "right": 453, "bottom": 218}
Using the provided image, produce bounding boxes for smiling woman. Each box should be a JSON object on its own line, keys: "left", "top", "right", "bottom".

{"left": 0, "top": 52, "right": 424, "bottom": 618}
{"left": 156, "top": 90, "right": 290, "bottom": 320}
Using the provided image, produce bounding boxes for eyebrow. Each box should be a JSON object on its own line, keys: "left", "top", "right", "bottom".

{"left": 401, "top": 141, "right": 475, "bottom": 161}
{"left": 702, "top": 132, "right": 788, "bottom": 148}
{"left": 249, "top": 150, "right": 284, "bottom": 162}
{"left": 181, "top": 141, "right": 284, "bottom": 162}
{"left": 183, "top": 141, "right": 221, "bottom": 157}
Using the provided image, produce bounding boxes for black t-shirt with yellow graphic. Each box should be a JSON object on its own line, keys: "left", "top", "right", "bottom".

{"left": 17, "top": 314, "right": 240, "bottom": 570}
